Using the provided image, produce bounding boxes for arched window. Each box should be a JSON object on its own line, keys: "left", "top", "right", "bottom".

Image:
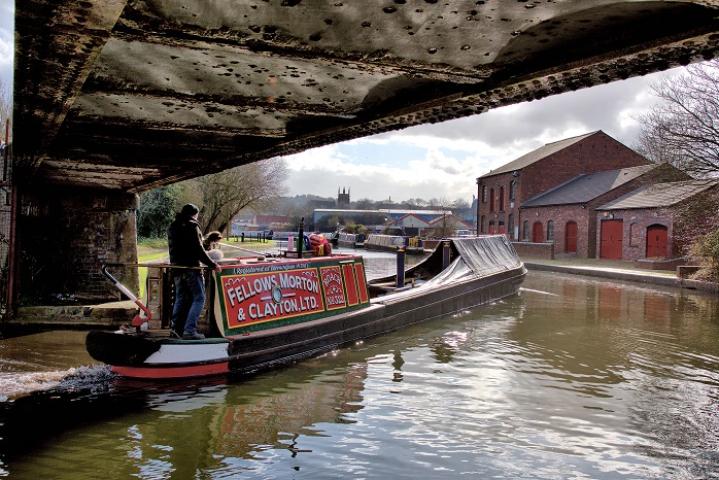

{"left": 480, "top": 215, "right": 485, "bottom": 233}
{"left": 565, "top": 221, "right": 577, "bottom": 253}
{"left": 646, "top": 224, "right": 668, "bottom": 258}
{"left": 508, "top": 213, "right": 514, "bottom": 240}
{"left": 629, "top": 222, "right": 639, "bottom": 247}
{"left": 509, "top": 180, "right": 517, "bottom": 201}
{"left": 489, "top": 188, "right": 495, "bottom": 212}
{"left": 499, "top": 186, "right": 505, "bottom": 211}
{"left": 481, "top": 186, "right": 486, "bottom": 203}
{"left": 532, "top": 221, "right": 544, "bottom": 243}
{"left": 546, "top": 220, "right": 554, "bottom": 241}
{"left": 522, "top": 220, "right": 529, "bottom": 241}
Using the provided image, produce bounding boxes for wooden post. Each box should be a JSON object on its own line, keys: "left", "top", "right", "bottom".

{"left": 396, "top": 246, "right": 405, "bottom": 288}
{"left": 442, "top": 240, "right": 451, "bottom": 270}
{"left": 298, "top": 217, "right": 304, "bottom": 258}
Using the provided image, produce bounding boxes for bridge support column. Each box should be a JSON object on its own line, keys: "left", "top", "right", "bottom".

{"left": 17, "top": 187, "right": 139, "bottom": 305}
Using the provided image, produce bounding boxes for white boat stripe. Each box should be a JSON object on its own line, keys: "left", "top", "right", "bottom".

{"left": 144, "top": 343, "right": 230, "bottom": 364}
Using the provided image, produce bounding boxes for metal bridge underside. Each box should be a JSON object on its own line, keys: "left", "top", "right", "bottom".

{"left": 14, "top": 0, "right": 719, "bottom": 192}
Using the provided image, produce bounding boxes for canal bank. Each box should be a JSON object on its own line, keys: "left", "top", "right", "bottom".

{"left": 524, "top": 257, "right": 718, "bottom": 294}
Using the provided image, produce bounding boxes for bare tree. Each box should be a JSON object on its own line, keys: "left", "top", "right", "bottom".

{"left": 637, "top": 60, "right": 719, "bottom": 177}
{"left": 0, "top": 77, "right": 10, "bottom": 137}
{"left": 177, "top": 158, "right": 287, "bottom": 235}
{"left": 451, "top": 198, "right": 470, "bottom": 209}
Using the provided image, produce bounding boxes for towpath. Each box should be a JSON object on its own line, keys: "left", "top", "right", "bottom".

{"left": 523, "top": 257, "right": 717, "bottom": 294}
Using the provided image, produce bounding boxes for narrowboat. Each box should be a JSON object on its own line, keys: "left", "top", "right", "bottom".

{"left": 86, "top": 236, "right": 526, "bottom": 379}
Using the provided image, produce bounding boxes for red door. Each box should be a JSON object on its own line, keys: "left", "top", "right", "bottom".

{"left": 565, "top": 221, "right": 577, "bottom": 253}
{"left": 532, "top": 222, "right": 543, "bottom": 243}
{"left": 646, "top": 225, "right": 668, "bottom": 258}
{"left": 600, "top": 220, "right": 623, "bottom": 259}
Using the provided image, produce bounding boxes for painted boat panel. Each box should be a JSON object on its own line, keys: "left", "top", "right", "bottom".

{"left": 214, "top": 255, "right": 370, "bottom": 336}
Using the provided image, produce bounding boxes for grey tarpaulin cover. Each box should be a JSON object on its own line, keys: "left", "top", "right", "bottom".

{"left": 374, "top": 235, "right": 523, "bottom": 302}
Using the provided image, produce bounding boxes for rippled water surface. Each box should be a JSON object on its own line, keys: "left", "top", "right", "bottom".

{"left": 2, "top": 271, "right": 719, "bottom": 479}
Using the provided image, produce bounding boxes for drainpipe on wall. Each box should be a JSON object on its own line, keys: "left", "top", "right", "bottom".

{"left": 475, "top": 178, "right": 481, "bottom": 236}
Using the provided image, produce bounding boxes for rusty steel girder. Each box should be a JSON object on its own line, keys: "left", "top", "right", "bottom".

{"left": 13, "top": 0, "right": 719, "bottom": 191}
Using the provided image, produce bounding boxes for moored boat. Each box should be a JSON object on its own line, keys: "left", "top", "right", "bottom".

{"left": 86, "top": 236, "right": 526, "bottom": 379}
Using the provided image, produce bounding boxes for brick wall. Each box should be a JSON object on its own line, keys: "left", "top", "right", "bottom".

{"left": 595, "top": 208, "right": 675, "bottom": 261}
{"left": 521, "top": 132, "right": 649, "bottom": 201}
{"left": 520, "top": 205, "right": 589, "bottom": 256}
{"left": 512, "top": 241, "right": 554, "bottom": 260}
{"left": 477, "top": 171, "right": 519, "bottom": 238}
{"left": 515, "top": 163, "right": 690, "bottom": 258}
{"left": 17, "top": 186, "right": 139, "bottom": 304}
{"left": 477, "top": 132, "right": 650, "bottom": 237}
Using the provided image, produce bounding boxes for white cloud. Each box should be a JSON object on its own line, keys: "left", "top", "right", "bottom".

{"left": 0, "top": 0, "right": 13, "bottom": 86}
{"left": 283, "top": 141, "right": 483, "bottom": 201}
{"left": 281, "top": 64, "right": 692, "bottom": 202}
{"left": 0, "top": 36, "right": 11, "bottom": 66}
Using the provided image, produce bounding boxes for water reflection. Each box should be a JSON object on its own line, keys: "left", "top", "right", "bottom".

{"left": 118, "top": 360, "right": 368, "bottom": 478}
{"left": 2, "top": 272, "right": 719, "bottom": 479}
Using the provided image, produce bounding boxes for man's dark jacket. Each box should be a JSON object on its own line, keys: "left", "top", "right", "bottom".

{"left": 168, "top": 216, "right": 218, "bottom": 269}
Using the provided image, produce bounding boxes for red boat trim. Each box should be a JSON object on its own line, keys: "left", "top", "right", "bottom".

{"left": 112, "top": 361, "right": 230, "bottom": 379}
{"left": 342, "top": 263, "right": 360, "bottom": 306}
{"left": 355, "top": 263, "right": 369, "bottom": 304}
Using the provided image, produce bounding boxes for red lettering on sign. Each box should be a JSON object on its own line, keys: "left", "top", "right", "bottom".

{"left": 320, "top": 266, "right": 346, "bottom": 310}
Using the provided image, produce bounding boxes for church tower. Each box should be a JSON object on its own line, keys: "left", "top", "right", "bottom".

{"left": 337, "top": 187, "right": 350, "bottom": 208}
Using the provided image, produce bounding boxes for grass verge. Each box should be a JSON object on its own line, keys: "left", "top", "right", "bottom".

{"left": 137, "top": 238, "right": 169, "bottom": 299}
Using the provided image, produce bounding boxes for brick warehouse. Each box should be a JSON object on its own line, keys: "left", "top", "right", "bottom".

{"left": 595, "top": 180, "right": 719, "bottom": 261}
{"left": 520, "top": 163, "right": 688, "bottom": 258}
{"left": 476, "top": 131, "right": 650, "bottom": 240}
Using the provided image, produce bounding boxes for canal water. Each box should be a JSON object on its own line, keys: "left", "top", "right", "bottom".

{"left": 1, "top": 263, "right": 719, "bottom": 478}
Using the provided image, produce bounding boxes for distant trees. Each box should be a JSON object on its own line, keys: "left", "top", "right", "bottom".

{"left": 137, "top": 158, "right": 287, "bottom": 238}
{"left": 343, "top": 221, "right": 370, "bottom": 236}
{"left": 353, "top": 198, "right": 376, "bottom": 211}
{"left": 177, "top": 158, "right": 287, "bottom": 235}
{"left": 137, "top": 185, "right": 179, "bottom": 238}
{"left": 637, "top": 60, "right": 719, "bottom": 176}
{"left": 423, "top": 198, "right": 459, "bottom": 238}
{"left": 337, "top": 196, "right": 470, "bottom": 211}
{"left": 314, "top": 212, "right": 384, "bottom": 232}
{"left": 451, "top": 198, "right": 470, "bottom": 210}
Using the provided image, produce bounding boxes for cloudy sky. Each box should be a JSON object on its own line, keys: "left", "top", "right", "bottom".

{"left": 0, "top": 0, "right": 11, "bottom": 95}
{"left": 281, "top": 66, "right": 682, "bottom": 203}
{"left": 0, "top": 1, "right": 686, "bottom": 203}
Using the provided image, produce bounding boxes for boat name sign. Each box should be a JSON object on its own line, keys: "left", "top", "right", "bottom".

{"left": 215, "top": 256, "right": 370, "bottom": 335}
{"left": 223, "top": 268, "right": 324, "bottom": 326}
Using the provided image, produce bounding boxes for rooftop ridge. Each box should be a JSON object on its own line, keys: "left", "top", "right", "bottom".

{"left": 479, "top": 131, "right": 607, "bottom": 179}
{"left": 543, "top": 130, "right": 601, "bottom": 146}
